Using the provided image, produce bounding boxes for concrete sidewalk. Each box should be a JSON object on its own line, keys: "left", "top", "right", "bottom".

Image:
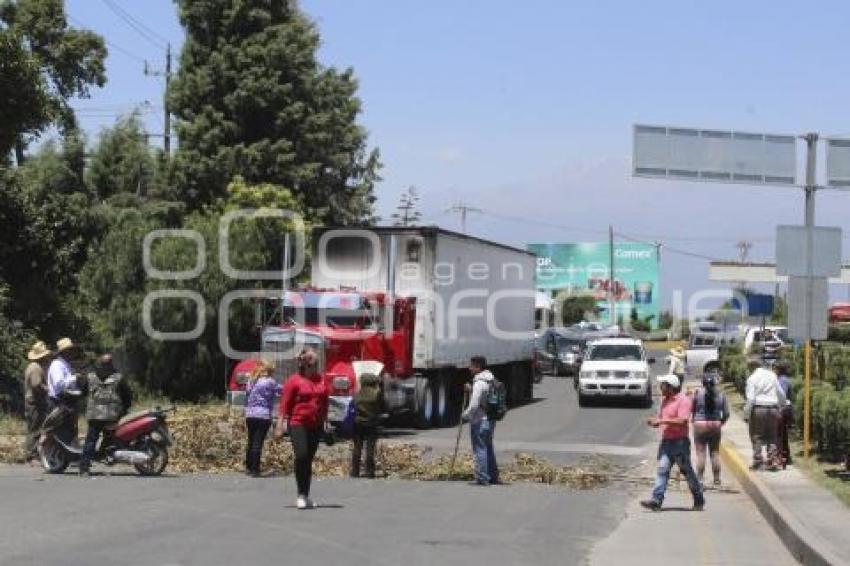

{"left": 721, "top": 410, "right": 850, "bottom": 565}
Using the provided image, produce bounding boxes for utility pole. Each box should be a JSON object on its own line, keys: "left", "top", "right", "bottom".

{"left": 446, "top": 201, "right": 482, "bottom": 234}
{"left": 144, "top": 42, "right": 172, "bottom": 154}
{"left": 609, "top": 224, "right": 616, "bottom": 326}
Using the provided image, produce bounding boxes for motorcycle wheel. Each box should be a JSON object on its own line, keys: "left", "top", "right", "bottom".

{"left": 134, "top": 442, "right": 169, "bottom": 476}
{"left": 38, "top": 439, "right": 69, "bottom": 474}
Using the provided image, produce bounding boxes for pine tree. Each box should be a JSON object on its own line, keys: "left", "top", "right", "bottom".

{"left": 168, "top": 0, "right": 380, "bottom": 224}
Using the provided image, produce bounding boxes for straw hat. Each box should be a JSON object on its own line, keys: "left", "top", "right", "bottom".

{"left": 27, "top": 341, "right": 52, "bottom": 361}
{"left": 670, "top": 345, "right": 685, "bottom": 358}
{"left": 56, "top": 337, "right": 76, "bottom": 353}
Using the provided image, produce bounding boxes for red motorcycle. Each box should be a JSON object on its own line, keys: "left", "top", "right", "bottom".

{"left": 38, "top": 392, "right": 173, "bottom": 476}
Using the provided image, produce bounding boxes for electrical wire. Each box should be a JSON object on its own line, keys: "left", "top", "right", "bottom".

{"left": 101, "top": 0, "right": 168, "bottom": 50}
{"left": 67, "top": 14, "right": 148, "bottom": 63}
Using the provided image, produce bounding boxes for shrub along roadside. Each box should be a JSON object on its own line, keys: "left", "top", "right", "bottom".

{"left": 719, "top": 342, "right": 850, "bottom": 459}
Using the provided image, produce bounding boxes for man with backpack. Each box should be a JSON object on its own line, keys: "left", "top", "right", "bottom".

{"left": 462, "top": 356, "right": 502, "bottom": 486}
{"left": 78, "top": 354, "right": 133, "bottom": 476}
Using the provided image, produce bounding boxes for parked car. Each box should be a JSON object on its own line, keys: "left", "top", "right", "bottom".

{"left": 577, "top": 337, "right": 655, "bottom": 407}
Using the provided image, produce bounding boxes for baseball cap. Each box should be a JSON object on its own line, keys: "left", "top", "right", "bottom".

{"left": 657, "top": 374, "right": 680, "bottom": 389}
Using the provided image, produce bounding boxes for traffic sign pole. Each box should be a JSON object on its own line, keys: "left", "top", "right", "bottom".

{"left": 803, "top": 132, "right": 818, "bottom": 459}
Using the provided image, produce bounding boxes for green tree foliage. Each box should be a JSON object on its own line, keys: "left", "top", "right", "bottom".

{"left": 0, "top": 137, "right": 99, "bottom": 335}
{"left": 558, "top": 295, "right": 598, "bottom": 326}
{"left": 77, "top": 180, "right": 303, "bottom": 400}
{"left": 87, "top": 114, "right": 158, "bottom": 199}
{"left": 0, "top": 0, "right": 106, "bottom": 160}
{"left": 168, "top": 0, "right": 380, "bottom": 223}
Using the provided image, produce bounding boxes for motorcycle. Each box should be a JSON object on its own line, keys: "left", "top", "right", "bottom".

{"left": 38, "top": 391, "right": 174, "bottom": 476}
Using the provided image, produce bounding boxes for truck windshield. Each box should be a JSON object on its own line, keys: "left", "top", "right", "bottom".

{"left": 587, "top": 345, "right": 643, "bottom": 361}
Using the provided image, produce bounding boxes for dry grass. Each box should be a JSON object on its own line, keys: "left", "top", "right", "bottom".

{"left": 0, "top": 404, "right": 615, "bottom": 489}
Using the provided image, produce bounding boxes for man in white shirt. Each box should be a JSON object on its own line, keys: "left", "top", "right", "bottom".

{"left": 47, "top": 338, "right": 78, "bottom": 408}
{"left": 745, "top": 361, "right": 786, "bottom": 470}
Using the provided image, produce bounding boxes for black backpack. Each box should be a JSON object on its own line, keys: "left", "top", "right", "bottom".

{"left": 484, "top": 379, "right": 508, "bottom": 421}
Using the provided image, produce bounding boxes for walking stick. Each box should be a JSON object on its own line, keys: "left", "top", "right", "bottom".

{"left": 449, "top": 390, "right": 469, "bottom": 480}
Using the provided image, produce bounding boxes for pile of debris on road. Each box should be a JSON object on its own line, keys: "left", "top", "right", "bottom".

{"left": 168, "top": 406, "right": 613, "bottom": 488}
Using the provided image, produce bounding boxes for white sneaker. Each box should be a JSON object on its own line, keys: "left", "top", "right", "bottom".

{"left": 296, "top": 496, "right": 307, "bottom": 510}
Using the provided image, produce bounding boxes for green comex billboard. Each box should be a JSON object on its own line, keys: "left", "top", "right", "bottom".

{"left": 528, "top": 242, "right": 661, "bottom": 329}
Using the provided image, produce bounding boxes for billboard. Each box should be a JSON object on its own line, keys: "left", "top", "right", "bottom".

{"left": 528, "top": 242, "right": 661, "bottom": 329}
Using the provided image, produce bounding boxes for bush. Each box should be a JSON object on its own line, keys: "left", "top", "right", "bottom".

{"left": 719, "top": 344, "right": 748, "bottom": 394}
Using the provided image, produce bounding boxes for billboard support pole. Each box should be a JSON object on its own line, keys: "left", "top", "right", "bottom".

{"left": 609, "top": 225, "right": 616, "bottom": 326}
{"left": 803, "top": 132, "right": 817, "bottom": 460}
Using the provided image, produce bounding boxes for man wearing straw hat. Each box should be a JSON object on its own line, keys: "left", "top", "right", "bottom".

{"left": 47, "top": 338, "right": 79, "bottom": 409}
{"left": 24, "top": 341, "right": 52, "bottom": 462}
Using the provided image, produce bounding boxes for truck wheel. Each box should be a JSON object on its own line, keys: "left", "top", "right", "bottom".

{"left": 434, "top": 376, "right": 450, "bottom": 427}
{"left": 578, "top": 393, "right": 590, "bottom": 407}
{"left": 414, "top": 378, "right": 435, "bottom": 429}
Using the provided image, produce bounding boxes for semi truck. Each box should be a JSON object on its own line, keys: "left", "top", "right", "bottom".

{"left": 227, "top": 226, "right": 537, "bottom": 429}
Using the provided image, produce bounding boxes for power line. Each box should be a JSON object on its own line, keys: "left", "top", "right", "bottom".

{"left": 67, "top": 14, "right": 147, "bottom": 63}
{"left": 101, "top": 0, "right": 167, "bottom": 50}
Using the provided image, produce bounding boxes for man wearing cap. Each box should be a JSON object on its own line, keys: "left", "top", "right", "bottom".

{"left": 24, "top": 341, "right": 52, "bottom": 462}
{"left": 641, "top": 374, "right": 705, "bottom": 511}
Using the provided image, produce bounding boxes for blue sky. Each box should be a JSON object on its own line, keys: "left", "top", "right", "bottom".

{"left": 64, "top": 0, "right": 850, "bottom": 309}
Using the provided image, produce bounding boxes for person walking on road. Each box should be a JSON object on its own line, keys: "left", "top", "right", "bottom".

{"left": 745, "top": 361, "right": 786, "bottom": 471}
{"left": 23, "top": 341, "right": 52, "bottom": 463}
{"left": 775, "top": 362, "right": 794, "bottom": 467}
{"left": 691, "top": 372, "right": 729, "bottom": 487}
{"left": 78, "top": 354, "right": 133, "bottom": 476}
{"left": 274, "top": 348, "right": 329, "bottom": 510}
{"left": 641, "top": 374, "right": 705, "bottom": 511}
{"left": 349, "top": 372, "right": 384, "bottom": 479}
{"left": 243, "top": 361, "right": 281, "bottom": 477}
{"left": 462, "top": 356, "right": 500, "bottom": 486}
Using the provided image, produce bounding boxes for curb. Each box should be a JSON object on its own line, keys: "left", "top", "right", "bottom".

{"left": 720, "top": 439, "right": 845, "bottom": 566}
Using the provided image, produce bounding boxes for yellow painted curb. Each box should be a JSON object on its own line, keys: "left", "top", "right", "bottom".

{"left": 720, "top": 439, "right": 843, "bottom": 565}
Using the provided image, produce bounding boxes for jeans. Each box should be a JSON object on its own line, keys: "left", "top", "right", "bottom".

{"left": 245, "top": 418, "right": 271, "bottom": 474}
{"left": 470, "top": 419, "right": 499, "bottom": 484}
{"left": 81, "top": 420, "right": 112, "bottom": 471}
{"left": 289, "top": 425, "right": 321, "bottom": 497}
{"left": 350, "top": 424, "right": 378, "bottom": 478}
{"left": 24, "top": 403, "right": 47, "bottom": 460}
{"left": 651, "top": 438, "right": 704, "bottom": 505}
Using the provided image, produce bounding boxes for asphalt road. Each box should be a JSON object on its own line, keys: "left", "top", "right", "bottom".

{"left": 0, "top": 354, "right": 796, "bottom": 566}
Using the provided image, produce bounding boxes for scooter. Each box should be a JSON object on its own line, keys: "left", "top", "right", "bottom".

{"left": 38, "top": 391, "right": 174, "bottom": 476}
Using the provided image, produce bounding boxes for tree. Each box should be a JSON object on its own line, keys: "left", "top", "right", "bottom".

{"left": 391, "top": 186, "right": 422, "bottom": 226}
{"left": 87, "top": 114, "right": 157, "bottom": 199}
{"left": 76, "top": 179, "right": 304, "bottom": 400}
{"left": 558, "top": 295, "right": 598, "bottom": 326}
{"left": 168, "top": 0, "right": 380, "bottom": 224}
{"left": 0, "top": 0, "right": 106, "bottom": 161}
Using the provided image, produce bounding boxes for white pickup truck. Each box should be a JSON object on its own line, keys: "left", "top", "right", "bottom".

{"left": 684, "top": 333, "right": 724, "bottom": 379}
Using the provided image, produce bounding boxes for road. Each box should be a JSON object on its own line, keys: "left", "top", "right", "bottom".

{"left": 0, "top": 357, "right": 797, "bottom": 566}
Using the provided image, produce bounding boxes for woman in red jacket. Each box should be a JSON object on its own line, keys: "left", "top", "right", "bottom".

{"left": 274, "top": 348, "right": 328, "bottom": 510}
